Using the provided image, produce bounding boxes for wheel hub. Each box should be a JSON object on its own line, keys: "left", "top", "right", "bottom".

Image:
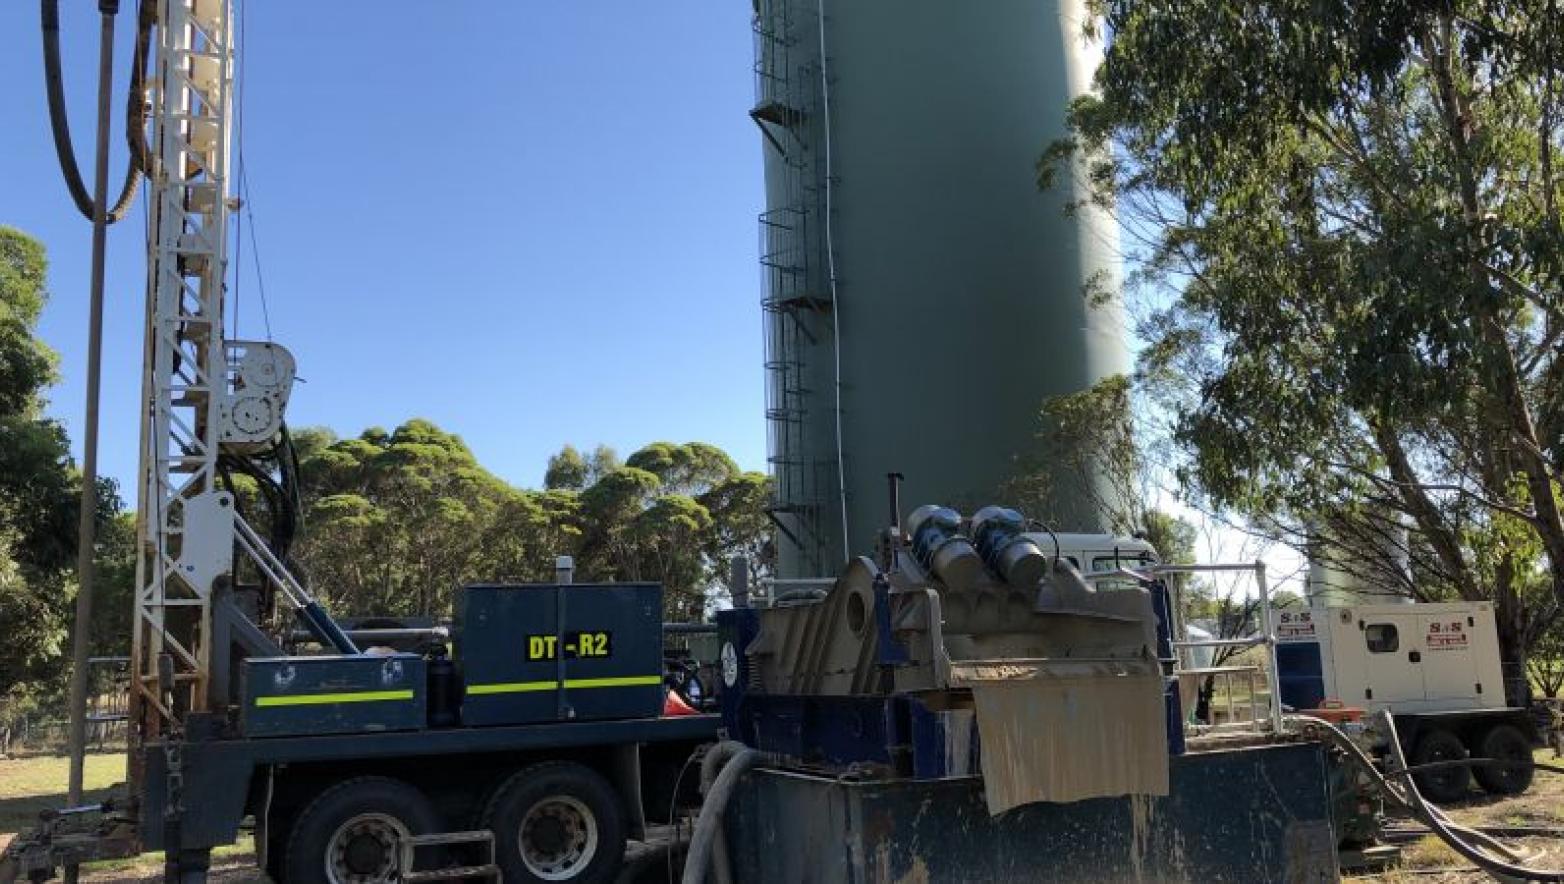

{"left": 345, "top": 834, "right": 387, "bottom": 875}
{"left": 531, "top": 816, "right": 568, "bottom": 854}
{"left": 326, "top": 813, "right": 407, "bottom": 883}
{"left": 519, "top": 795, "right": 599, "bottom": 880}
{"left": 1492, "top": 746, "right": 1527, "bottom": 785}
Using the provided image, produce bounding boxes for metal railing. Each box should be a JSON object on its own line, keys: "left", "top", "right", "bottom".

{"left": 1087, "top": 561, "right": 1284, "bottom": 735}
{"left": 1177, "top": 665, "right": 1267, "bottom": 733}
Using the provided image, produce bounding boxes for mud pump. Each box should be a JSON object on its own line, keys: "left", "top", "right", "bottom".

{"left": 699, "top": 496, "right": 1348, "bottom": 883}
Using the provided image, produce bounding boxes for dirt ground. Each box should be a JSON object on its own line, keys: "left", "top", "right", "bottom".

{"left": 0, "top": 753, "right": 263, "bottom": 883}
{"left": 74, "top": 855, "right": 265, "bottom": 884}
{"left": 6, "top": 748, "right": 1564, "bottom": 882}
{"left": 1347, "top": 748, "right": 1564, "bottom": 882}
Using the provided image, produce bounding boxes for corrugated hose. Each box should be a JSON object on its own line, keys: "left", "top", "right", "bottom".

{"left": 1292, "top": 712, "right": 1564, "bottom": 881}
{"left": 41, "top": 0, "right": 154, "bottom": 224}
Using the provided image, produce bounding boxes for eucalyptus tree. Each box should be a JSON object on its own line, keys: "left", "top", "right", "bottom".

{"left": 294, "top": 430, "right": 770, "bottom": 622}
{"left": 0, "top": 227, "right": 119, "bottom": 719}
{"left": 1049, "top": 0, "right": 1564, "bottom": 676}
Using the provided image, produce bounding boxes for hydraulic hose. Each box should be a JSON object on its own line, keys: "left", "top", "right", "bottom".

{"left": 1289, "top": 715, "right": 1523, "bottom": 863}
{"left": 697, "top": 741, "right": 750, "bottom": 884}
{"left": 699, "top": 739, "right": 749, "bottom": 793}
{"left": 1289, "top": 713, "right": 1564, "bottom": 881}
{"left": 682, "top": 743, "right": 760, "bottom": 884}
{"left": 1378, "top": 711, "right": 1563, "bottom": 880}
{"left": 41, "top": 0, "right": 152, "bottom": 224}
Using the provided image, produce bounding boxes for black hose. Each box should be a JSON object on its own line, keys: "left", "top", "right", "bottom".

{"left": 275, "top": 423, "right": 304, "bottom": 555}
{"left": 695, "top": 739, "right": 750, "bottom": 884}
{"left": 1383, "top": 757, "right": 1564, "bottom": 778}
{"left": 1287, "top": 716, "right": 1523, "bottom": 863}
{"left": 681, "top": 746, "right": 759, "bottom": 884}
{"left": 41, "top": 0, "right": 151, "bottom": 224}
{"left": 219, "top": 447, "right": 296, "bottom": 564}
{"left": 124, "top": 0, "right": 155, "bottom": 177}
{"left": 1370, "top": 712, "right": 1564, "bottom": 881}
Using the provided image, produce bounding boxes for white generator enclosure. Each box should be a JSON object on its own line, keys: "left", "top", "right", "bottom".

{"left": 1275, "top": 602, "right": 1507, "bottom": 715}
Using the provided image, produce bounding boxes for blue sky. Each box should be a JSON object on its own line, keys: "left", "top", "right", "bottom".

{"left": 1, "top": 1, "right": 767, "bottom": 496}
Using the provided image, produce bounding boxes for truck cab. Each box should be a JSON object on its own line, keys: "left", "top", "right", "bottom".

{"left": 1025, "top": 532, "right": 1159, "bottom": 576}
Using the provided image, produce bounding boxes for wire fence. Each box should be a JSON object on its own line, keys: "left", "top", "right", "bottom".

{"left": 2, "top": 698, "right": 128, "bottom": 757}
{"left": 1, "top": 658, "right": 130, "bottom": 758}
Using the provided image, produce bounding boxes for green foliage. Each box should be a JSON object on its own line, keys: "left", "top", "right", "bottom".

{"left": 1528, "top": 621, "right": 1564, "bottom": 698}
{"left": 544, "top": 443, "right": 621, "bottom": 491}
{"left": 1005, "top": 375, "right": 1144, "bottom": 533}
{"left": 0, "top": 227, "right": 71, "bottom": 719}
{"left": 1141, "top": 510, "right": 1195, "bottom": 565}
{"left": 0, "top": 227, "right": 122, "bottom": 723}
{"left": 544, "top": 444, "right": 589, "bottom": 490}
{"left": 89, "top": 510, "right": 137, "bottom": 658}
{"left": 0, "top": 232, "right": 768, "bottom": 714}
{"left": 294, "top": 420, "right": 510, "bottom": 616}
{"left": 0, "top": 228, "right": 57, "bottom": 417}
{"left": 293, "top": 430, "right": 770, "bottom": 621}
{"left": 1051, "top": 0, "right": 1564, "bottom": 665}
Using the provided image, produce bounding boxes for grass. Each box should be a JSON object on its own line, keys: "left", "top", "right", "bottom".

{"left": 6, "top": 742, "right": 1558, "bottom": 882}
{"left": 1347, "top": 747, "right": 1564, "bottom": 883}
{"left": 0, "top": 752, "right": 125, "bottom": 836}
{"left": 1400, "top": 835, "right": 1462, "bottom": 868}
{"left": 0, "top": 752, "right": 264, "bottom": 883}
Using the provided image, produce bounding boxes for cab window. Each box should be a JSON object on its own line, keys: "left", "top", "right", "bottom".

{"left": 1091, "top": 554, "right": 1154, "bottom": 574}
{"left": 1089, "top": 554, "right": 1154, "bottom": 589}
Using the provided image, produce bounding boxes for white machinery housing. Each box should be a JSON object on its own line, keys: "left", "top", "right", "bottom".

{"left": 1275, "top": 600, "right": 1544, "bottom": 801}
{"left": 1276, "top": 602, "right": 1506, "bottom": 715}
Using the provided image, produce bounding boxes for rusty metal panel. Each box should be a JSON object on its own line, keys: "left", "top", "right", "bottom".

{"left": 726, "top": 742, "right": 1339, "bottom": 883}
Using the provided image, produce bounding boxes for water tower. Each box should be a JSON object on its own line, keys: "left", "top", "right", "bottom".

{"left": 751, "top": 0, "right": 1128, "bottom": 578}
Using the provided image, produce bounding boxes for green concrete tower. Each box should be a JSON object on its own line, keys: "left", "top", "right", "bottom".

{"left": 752, "top": 0, "right": 1128, "bottom": 578}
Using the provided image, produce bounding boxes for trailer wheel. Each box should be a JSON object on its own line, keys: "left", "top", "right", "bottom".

{"left": 481, "top": 761, "right": 625, "bottom": 883}
{"left": 1472, "top": 724, "right": 1534, "bottom": 796}
{"left": 1411, "top": 728, "right": 1471, "bottom": 803}
{"left": 284, "top": 776, "right": 440, "bottom": 884}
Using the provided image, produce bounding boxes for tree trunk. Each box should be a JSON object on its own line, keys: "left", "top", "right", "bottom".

{"left": 1196, "top": 675, "right": 1215, "bottom": 724}
{"left": 1496, "top": 568, "right": 1533, "bottom": 706}
{"left": 1500, "top": 633, "right": 1532, "bottom": 707}
{"left": 1493, "top": 555, "right": 1528, "bottom": 705}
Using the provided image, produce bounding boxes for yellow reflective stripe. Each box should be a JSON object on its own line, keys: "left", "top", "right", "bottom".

{"left": 467, "top": 680, "right": 556, "bottom": 696}
{"left": 566, "top": 675, "right": 662, "bottom": 689}
{"left": 254, "top": 689, "right": 414, "bottom": 708}
{"left": 466, "top": 675, "right": 662, "bottom": 696}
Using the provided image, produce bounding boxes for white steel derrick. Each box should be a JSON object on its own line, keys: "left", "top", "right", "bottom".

{"left": 131, "top": 0, "right": 237, "bottom": 738}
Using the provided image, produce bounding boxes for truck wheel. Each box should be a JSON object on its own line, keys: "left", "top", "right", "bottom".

{"left": 1472, "top": 724, "right": 1534, "bottom": 796}
{"left": 481, "top": 761, "right": 626, "bottom": 883}
{"left": 284, "top": 776, "right": 440, "bottom": 884}
{"left": 1411, "top": 728, "right": 1471, "bottom": 803}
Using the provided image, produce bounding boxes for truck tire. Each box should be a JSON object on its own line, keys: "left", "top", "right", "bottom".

{"left": 1411, "top": 728, "right": 1471, "bottom": 804}
{"left": 283, "top": 776, "right": 440, "bottom": 884}
{"left": 1472, "top": 723, "right": 1534, "bottom": 796}
{"left": 481, "top": 761, "right": 626, "bottom": 883}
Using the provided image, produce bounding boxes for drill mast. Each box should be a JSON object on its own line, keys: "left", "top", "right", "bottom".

{"left": 131, "top": 0, "right": 299, "bottom": 747}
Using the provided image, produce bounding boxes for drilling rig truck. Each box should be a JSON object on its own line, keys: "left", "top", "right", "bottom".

{"left": 3, "top": 2, "right": 718, "bottom": 882}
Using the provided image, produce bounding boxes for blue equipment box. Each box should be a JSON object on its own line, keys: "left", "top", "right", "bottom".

{"left": 240, "top": 654, "right": 426, "bottom": 738}
{"left": 458, "top": 583, "right": 663, "bottom": 726}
